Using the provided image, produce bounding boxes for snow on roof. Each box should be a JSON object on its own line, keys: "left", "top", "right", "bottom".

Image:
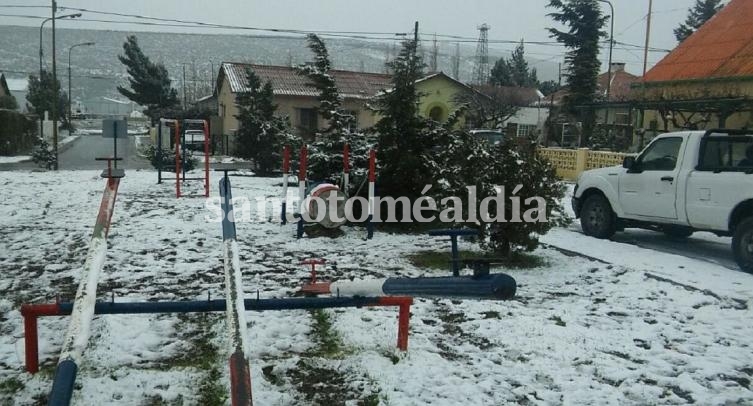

{"left": 219, "top": 62, "right": 392, "bottom": 99}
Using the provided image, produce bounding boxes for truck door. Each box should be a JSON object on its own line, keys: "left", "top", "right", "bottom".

{"left": 619, "top": 137, "right": 684, "bottom": 219}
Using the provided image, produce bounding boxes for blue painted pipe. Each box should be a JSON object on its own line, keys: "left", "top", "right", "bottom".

{"left": 382, "top": 274, "right": 516, "bottom": 300}
{"left": 48, "top": 360, "right": 77, "bottom": 406}
{"left": 54, "top": 297, "right": 384, "bottom": 315}
{"left": 219, "top": 176, "right": 236, "bottom": 240}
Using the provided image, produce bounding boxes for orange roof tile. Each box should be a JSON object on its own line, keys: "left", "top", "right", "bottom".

{"left": 643, "top": 0, "right": 753, "bottom": 82}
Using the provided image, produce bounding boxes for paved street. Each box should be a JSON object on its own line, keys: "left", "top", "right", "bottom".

{"left": 0, "top": 133, "right": 151, "bottom": 171}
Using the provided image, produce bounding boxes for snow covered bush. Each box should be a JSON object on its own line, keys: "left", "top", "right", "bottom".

{"left": 31, "top": 135, "right": 56, "bottom": 170}
{"left": 140, "top": 144, "right": 197, "bottom": 172}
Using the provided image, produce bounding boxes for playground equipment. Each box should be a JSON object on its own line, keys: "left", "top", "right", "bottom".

{"left": 23, "top": 156, "right": 517, "bottom": 406}
{"left": 156, "top": 118, "right": 210, "bottom": 198}
{"left": 283, "top": 144, "right": 376, "bottom": 239}
{"left": 47, "top": 156, "right": 123, "bottom": 405}
{"left": 218, "top": 168, "right": 253, "bottom": 405}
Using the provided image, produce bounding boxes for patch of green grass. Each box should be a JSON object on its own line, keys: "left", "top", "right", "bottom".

{"left": 360, "top": 391, "right": 381, "bottom": 406}
{"left": 549, "top": 315, "right": 567, "bottom": 327}
{"left": 197, "top": 367, "right": 227, "bottom": 406}
{"left": 406, "top": 250, "right": 545, "bottom": 271}
{"left": 0, "top": 377, "right": 24, "bottom": 394}
{"left": 309, "top": 309, "right": 344, "bottom": 358}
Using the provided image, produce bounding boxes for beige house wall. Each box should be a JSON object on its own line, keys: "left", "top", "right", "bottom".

{"left": 636, "top": 79, "right": 753, "bottom": 134}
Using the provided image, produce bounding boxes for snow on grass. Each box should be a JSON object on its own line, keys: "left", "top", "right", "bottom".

{"left": 0, "top": 170, "right": 752, "bottom": 405}
{"left": 0, "top": 156, "right": 31, "bottom": 164}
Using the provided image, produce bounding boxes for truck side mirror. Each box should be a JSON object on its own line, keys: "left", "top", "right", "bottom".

{"left": 622, "top": 156, "right": 636, "bottom": 169}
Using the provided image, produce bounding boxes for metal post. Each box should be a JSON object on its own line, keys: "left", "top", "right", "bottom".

{"left": 113, "top": 120, "right": 118, "bottom": 169}
{"left": 51, "top": 0, "right": 59, "bottom": 170}
{"left": 67, "top": 42, "right": 94, "bottom": 134}
{"left": 450, "top": 236, "right": 460, "bottom": 276}
{"left": 643, "top": 0, "right": 653, "bottom": 77}
{"left": 367, "top": 149, "right": 376, "bottom": 239}
{"left": 597, "top": 0, "right": 614, "bottom": 136}
{"left": 281, "top": 146, "right": 290, "bottom": 225}
{"left": 297, "top": 145, "right": 308, "bottom": 239}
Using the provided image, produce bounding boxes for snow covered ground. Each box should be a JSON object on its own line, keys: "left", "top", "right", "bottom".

{"left": 0, "top": 170, "right": 752, "bottom": 405}
{"left": 0, "top": 156, "right": 30, "bottom": 164}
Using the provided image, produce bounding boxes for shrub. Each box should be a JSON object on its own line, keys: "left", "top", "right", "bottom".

{"left": 140, "top": 144, "right": 197, "bottom": 172}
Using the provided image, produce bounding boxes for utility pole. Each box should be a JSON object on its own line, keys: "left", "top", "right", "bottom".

{"left": 182, "top": 64, "right": 187, "bottom": 110}
{"left": 51, "top": 0, "right": 58, "bottom": 170}
{"left": 643, "top": 0, "right": 653, "bottom": 77}
{"left": 430, "top": 34, "right": 438, "bottom": 72}
{"left": 414, "top": 21, "right": 419, "bottom": 44}
{"left": 452, "top": 42, "right": 460, "bottom": 80}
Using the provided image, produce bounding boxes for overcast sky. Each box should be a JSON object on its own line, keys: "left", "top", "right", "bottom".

{"left": 0, "top": 0, "right": 701, "bottom": 76}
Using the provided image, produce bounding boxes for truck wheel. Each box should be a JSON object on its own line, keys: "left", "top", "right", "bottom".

{"left": 733, "top": 217, "right": 753, "bottom": 273}
{"left": 580, "top": 194, "right": 616, "bottom": 239}
{"left": 663, "top": 226, "right": 694, "bottom": 239}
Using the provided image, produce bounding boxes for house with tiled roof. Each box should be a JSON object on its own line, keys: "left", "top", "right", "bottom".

{"left": 216, "top": 62, "right": 392, "bottom": 144}
{"left": 635, "top": 0, "right": 753, "bottom": 133}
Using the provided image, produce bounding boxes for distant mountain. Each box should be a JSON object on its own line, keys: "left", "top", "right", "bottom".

{"left": 0, "top": 25, "right": 559, "bottom": 110}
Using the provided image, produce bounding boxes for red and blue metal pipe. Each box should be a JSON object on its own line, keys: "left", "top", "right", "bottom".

{"left": 297, "top": 145, "right": 308, "bottom": 239}
{"left": 219, "top": 174, "right": 253, "bottom": 406}
{"left": 367, "top": 149, "right": 376, "bottom": 239}
{"left": 281, "top": 146, "right": 290, "bottom": 225}
{"left": 21, "top": 296, "right": 413, "bottom": 375}
{"left": 48, "top": 176, "right": 121, "bottom": 406}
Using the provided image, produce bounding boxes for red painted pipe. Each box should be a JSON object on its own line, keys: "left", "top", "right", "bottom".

{"left": 343, "top": 144, "right": 350, "bottom": 173}
{"left": 377, "top": 297, "right": 412, "bottom": 351}
{"left": 298, "top": 145, "right": 308, "bottom": 180}
{"left": 229, "top": 351, "right": 253, "bottom": 406}
{"left": 368, "top": 149, "right": 376, "bottom": 182}
{"left": 282, "top": 146, "right": 290, "bottom": 173}
{"left": 21, "top": 303, "right": 61, "bottom": 373}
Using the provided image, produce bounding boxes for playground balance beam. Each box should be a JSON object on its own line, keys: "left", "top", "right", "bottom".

{"left": 47, "top": 168, "right": 121, "bottom": 406}
{"left": 20, "top": 296, "right": 413, "bottom": 375}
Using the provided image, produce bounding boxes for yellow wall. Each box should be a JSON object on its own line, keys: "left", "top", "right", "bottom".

{"left": 539, "top": 147, "right": 627, "bottom": 181}
{"left": 415, "top": 75, "right": 470, "bottom": 127}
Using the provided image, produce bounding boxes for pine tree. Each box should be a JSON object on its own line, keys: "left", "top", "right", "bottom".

{"left": 547, "top": 0, "right": 607, "bottom": 144}
{"left": 117, "top": 35, "right": 179, "bottom": 123}
{"left": 296, "top": 34, "right": 354, "bottom": 137}
{"left": 26, "top": 70, "right": 68, "bottom": 126}
{"left": 674, "top": 0, "right": 724, "bottom": 42}
{"left": 372, "top": 38, "right": 434, "bottom": 199}
{"left": 234, "top": 68, "right": 296, "bottom": 175}
{"left": 490, "top": 58, "right": 514, "bottom": 86}
{"left": 490, "top": 41, "right": 537, "bottom": 88}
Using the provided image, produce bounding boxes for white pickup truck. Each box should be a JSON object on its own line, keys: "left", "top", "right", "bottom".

{"left": 572, "top": 129, "right": 753, "bottom": 272}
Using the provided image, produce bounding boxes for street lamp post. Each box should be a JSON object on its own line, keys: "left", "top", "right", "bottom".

{"left": 68, "top": 42, "right": 94, "bottom": 128}
{"left": 597, "top": 0, "right": 615, "bottom": 139}
{"left": 39, "top": 12, "right": 81, "bottom": 144}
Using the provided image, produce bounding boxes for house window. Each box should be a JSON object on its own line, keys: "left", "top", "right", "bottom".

{"left": 615, "top": 113, "right": 629, "bottom": 125}
{"left": 516, "top": 124, "right": 537, "bottom": 138}
{"left": 345, "top": 110, "right": 359, "bottom": 131}
{"left": 298, "top": 108, "right": 318, "bottom": 137}
{"left": 220, "top": 104, "right": 226, "bottom": 117}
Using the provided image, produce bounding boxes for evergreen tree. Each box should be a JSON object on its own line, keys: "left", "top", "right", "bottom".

{"left": 0, "top": 94, "right": 17, "bottom": 110}
{"left": 117, "top": 35, "right": 179, "bottom": 123}
{"left": 372, "top": 38, "right": 434, "bottom": 199}
{"left": 674, "top": 0, "right": 724, "bottom": 42}
{"left": 296, "top": 34, "right": 355, "bottom": 137}
{"left": 234, "top": 68, "right": 296, "bottom": 175}
{"left": 538, "top": 80, "right": 561, "bottom": 96}
{"left": 490, "top": 41, "right": 537, "bottom": 87}
{"left": 490, "top": 58, "right": 514, "bottom": 86}
{"left": 547, "top": 0, "right": 607, "bottom": 144}
{"left": 26, "top": 70, "right": 68, "bottom": 127}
